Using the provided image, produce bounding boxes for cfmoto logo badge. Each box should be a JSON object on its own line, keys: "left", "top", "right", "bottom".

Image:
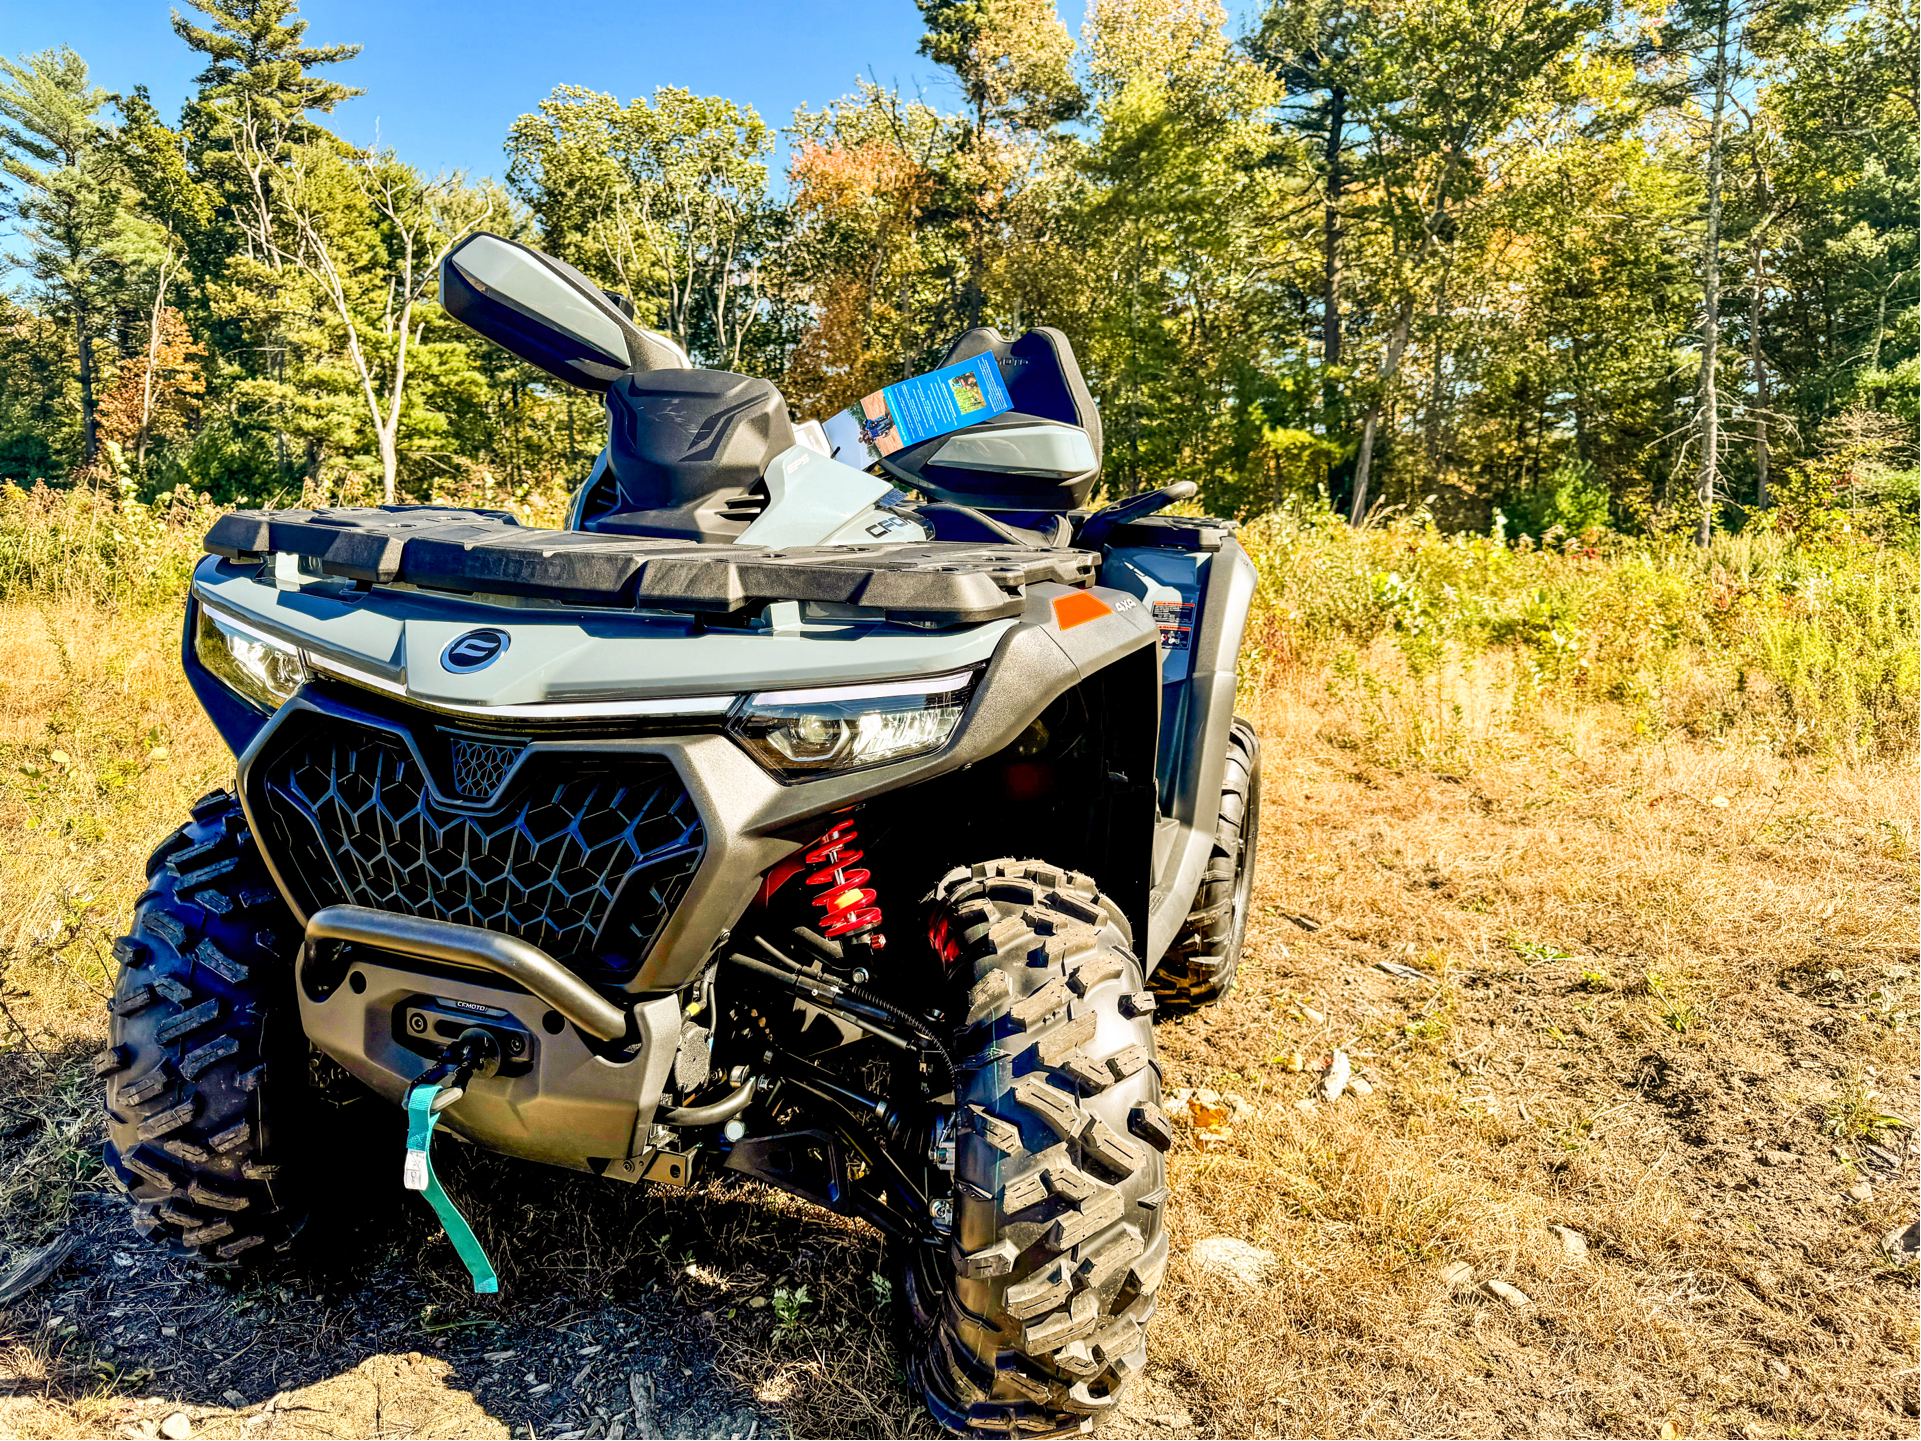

{"left": 441, "top": 629, "right": 509, "bottom": 673}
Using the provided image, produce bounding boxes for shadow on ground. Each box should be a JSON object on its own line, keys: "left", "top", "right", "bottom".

{"left": 0, "top": 1041, "right": 933, "bottom": 1439}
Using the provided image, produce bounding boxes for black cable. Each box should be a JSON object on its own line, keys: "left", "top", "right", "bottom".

{"left": 742, "top": 936, "right": 957, "bottom": 1093}
{"left": 845, "top": 982, "right": 955, "bottom": 1093}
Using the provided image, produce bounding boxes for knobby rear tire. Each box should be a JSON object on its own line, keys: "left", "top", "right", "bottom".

{"left": 1153, "top": 716, "right": 1261, "bottom": 1007}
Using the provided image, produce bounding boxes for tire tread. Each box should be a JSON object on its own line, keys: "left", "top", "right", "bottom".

{"left": 908, "top": 857, "right": 1166, "bottom": 1435}
{"left": 104, "top": 792, "right": 307, "bottom": 1268}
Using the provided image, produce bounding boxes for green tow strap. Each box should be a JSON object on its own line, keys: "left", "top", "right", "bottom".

{"left": 403, "top": 1084, "right": 499, "bottom": 1294}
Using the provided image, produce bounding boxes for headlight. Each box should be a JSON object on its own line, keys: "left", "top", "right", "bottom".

{"left": 728, "top": 671, "right": 977, "bottom": 779}
{"left": 194, "top": 604, "right": 308, "bottom": 713}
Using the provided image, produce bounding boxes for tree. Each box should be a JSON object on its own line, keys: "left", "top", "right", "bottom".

{"left": 1412, "top": 69, "right": 1698, "bottom": 519}
{"left": 1762, "top": 0, "right": 1917, "bottom": 444}
{"left": 268, "top": 142, "right": 499, "bottom": 501}
{"left": 1250, "top": 0, "right": 1374, "bottom": 416}
{"left": 1655, "top": 0, "right": 1740, "bottom": 541}
{"left": 1648, "top": 0, "right": 1806, "bottom": 541}
{"left": 778, "top": 85, "right": 956, "bottom": 412}
{"left": 171, "top": 0, "right": 361, "bottom": 126}
{"left": 0, "top": 47, "right": 139, "bottom": 469}
{"left": 0, "top": 293, "right": 74, "bottom": 479}
{"left": 0, "top": 3, "right": 1908, "bottom": 534}
{"left": 920, "top": 0, "right": 1083, "bottom": 136}
{"left": 170, "top": 0, "right": 361, "bottom": 281}
{"left": 1341, "top": 0, "right": 1597, "bottom": 523}
{"left": 98, "top": 304, "right": 204, "bottom": 466}
{"left": 1724, "top": 106, "right": 1785, "bottom": 509}
{"left": 1079, "top": 0, "right": 1298, "bottom": 506}
{"left": 508, "top": 87, "right": 773, "bottom": 369}
{"left": 168, "top": 0, "right": 364, "bottom": 485}
{"left": 918, "top": 0, "right": 1083, "bottom": 324}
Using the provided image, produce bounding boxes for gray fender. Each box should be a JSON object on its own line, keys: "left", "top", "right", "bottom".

{"left": 628, "top": 581, "right": 1159, "bottom": 989}
{"left": 1145, "top": 537, "right": 1256, "bottom": 963}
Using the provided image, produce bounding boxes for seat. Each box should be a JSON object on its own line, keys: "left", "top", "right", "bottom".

{"left": 912, "top": 503, "right": 1073, "bottom": 548}
{"left": 879, "top": 328, "right": 1103, "bottom": 513}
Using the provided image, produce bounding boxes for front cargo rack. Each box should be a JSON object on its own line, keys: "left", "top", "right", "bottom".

{"left": 206, "top": 506, "right": 1098, "bottom": 626}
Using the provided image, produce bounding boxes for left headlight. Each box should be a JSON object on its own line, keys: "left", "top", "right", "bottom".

{"left": 194, "top": 603, "right": 308, "bottom": 713}
{"left": 727, "top": 670, "right": 978, "bottom": 780}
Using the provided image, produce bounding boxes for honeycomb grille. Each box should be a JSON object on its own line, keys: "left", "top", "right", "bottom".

{"left": 260, "top": 724, "right": 702, "bottom": 975}
{"left": 449, "top": 736, "right": 523, "bottom": 800}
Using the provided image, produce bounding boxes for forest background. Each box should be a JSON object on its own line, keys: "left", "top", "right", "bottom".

{"left": 0, "top": 0, "right": 1913, "bottom": 537}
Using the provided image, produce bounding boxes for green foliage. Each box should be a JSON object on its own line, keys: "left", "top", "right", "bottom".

{"left": 0, "top": 46, "right": 148, "bottom": 470}
{"left": 0, "top": 432, "right": 58, "bottom": 484}
{"left": 0, "top": 0, "right": 1909, "bottom": 538}
{"left": 1823, "top": 1075, "right": 1908, "bottom": 1143}
{"left": 1502, "top": 459, "right": 1612, "bottom": 539}
{"left": 0, "top": 482, "right": 215, "bottom": 607}
{"left": 770, "top": 1283, "right": 811, "bottom": 1336}
{"left": 144, "top": 420, "right": 283, "bottom": 506}
{"left": 169, "top": 0, "right": 362, "bottom": 122}
{"left": 1242, "top": 506, "right": 1918, "bottom": 760}
{"left": 507, "top": 86, "right": 773, "bottom": 367}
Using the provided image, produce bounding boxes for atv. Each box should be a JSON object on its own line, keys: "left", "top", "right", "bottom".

{"left": 99, "top": 233, "right": 1260, "bottom": 1436}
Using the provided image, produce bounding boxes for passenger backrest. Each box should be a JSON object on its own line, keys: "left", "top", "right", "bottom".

{"left": 942, "top": 327, "right": 1103, "bottom": 457}
{"left": 879, "top": 327, "right": 1104, "bottom": 512}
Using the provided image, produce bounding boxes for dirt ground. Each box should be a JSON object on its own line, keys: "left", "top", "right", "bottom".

{"left": 0, "top": 604, "right": 1915, "bottom": 1439}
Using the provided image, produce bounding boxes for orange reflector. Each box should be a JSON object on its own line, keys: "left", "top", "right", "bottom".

{"left": 1052, "top": 591, "right": 1112, "bottom": 630}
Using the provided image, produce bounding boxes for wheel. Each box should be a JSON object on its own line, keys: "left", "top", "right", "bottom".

{"left": 99, "top": 789, "right": 311, "bottom": 1266}
{"left": 1153, "top": 716, "right": 1261, "bottom": 1007}
{"left": 904, "top": 859, "right": 1170, "bottom": 1437}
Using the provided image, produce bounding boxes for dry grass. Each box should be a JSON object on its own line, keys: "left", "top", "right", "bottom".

{"left": 0, "top": 602, "right": 229, "bottom": 1058}
{"left": 1133, "top": 652, "right": 1919, "bottom": 1439}
{"left": 0, "top": 575, "right": 1914, "bottom": 1439}
{"left": 0, "top": 602, "right": 234, "bottom": 1316}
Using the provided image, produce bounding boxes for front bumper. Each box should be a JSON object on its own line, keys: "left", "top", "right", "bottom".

{"left": 298, "top": 945, "right": 681, "bottom": 1180}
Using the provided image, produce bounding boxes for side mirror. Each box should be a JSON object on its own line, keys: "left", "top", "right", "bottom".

{"left": 440, "top": 233, "right": 687, "bottom": 391}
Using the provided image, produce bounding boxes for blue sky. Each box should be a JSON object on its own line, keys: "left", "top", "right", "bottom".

{"left": 10, "top": 0, "right": 1261, "bottom": 186}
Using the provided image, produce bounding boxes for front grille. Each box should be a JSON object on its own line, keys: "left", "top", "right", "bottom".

{"left": 448, "top": 735, "right": 524, "bottom": 801}
{"left": 258, "top": 719, "right": 703, "bottom": 979}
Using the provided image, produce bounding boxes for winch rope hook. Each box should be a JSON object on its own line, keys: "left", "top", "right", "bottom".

{"left": 403, "top": 1028, "right": 502, "bottom": 1295}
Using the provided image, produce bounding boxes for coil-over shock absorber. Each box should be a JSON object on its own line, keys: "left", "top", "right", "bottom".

{"left": 803, "top": 817, "right": 885, "bottom": 951}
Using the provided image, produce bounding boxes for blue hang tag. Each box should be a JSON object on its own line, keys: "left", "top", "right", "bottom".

{"left": 820, "top": 353, "right": 1013, "bottom": 467}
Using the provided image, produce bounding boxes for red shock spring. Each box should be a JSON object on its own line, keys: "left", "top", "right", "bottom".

{"left": 803, "top": 819, "right": 886, "bottom": 949}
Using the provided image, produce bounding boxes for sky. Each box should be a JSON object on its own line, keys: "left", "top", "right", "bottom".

{"left": 8, "top": 0, "right": 1260, "bottom": 186}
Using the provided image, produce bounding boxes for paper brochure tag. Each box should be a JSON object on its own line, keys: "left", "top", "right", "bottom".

{"left": 820, "top": 353, "right": 1012, "bottom": 468}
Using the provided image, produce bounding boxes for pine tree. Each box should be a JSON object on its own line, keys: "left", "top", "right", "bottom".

{"left": 1649, "top": 0, "right": 1790, "bottom": 541}
{"left": 171, "top": 0, "right": 361, "bottom": 124}
{"left": 1250, "top": 0, "right": 1372, "bottom": 409}
{"left": 0, "top": 46, "right": 136, "bottom": 469}
{"left": 169, "top": 0, "right": 363, "bottom": 487}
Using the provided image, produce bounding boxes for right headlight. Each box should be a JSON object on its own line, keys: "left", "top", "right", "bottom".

{"left": 194, "top": 603, "right": 308, "bottom": 714}
{"left": 727, "top": 670, "right": 978, "bottom": 780}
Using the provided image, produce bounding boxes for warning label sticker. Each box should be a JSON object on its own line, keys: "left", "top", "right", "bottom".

{"left": 1152, "top": 600, "right": 1193, "bottom": 650}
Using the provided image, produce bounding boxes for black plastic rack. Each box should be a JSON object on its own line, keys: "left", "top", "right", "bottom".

{"left": 206, "top": 506, "right": 1101, "bottom": 626}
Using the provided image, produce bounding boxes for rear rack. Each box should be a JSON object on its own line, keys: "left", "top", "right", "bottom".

{"left": 206, "top": 506, "right": 1097, "bottom": 626}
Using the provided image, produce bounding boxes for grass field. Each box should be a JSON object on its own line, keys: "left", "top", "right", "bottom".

{"left": 0, "top": 493, "right": 1914, "bottom": 1439}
